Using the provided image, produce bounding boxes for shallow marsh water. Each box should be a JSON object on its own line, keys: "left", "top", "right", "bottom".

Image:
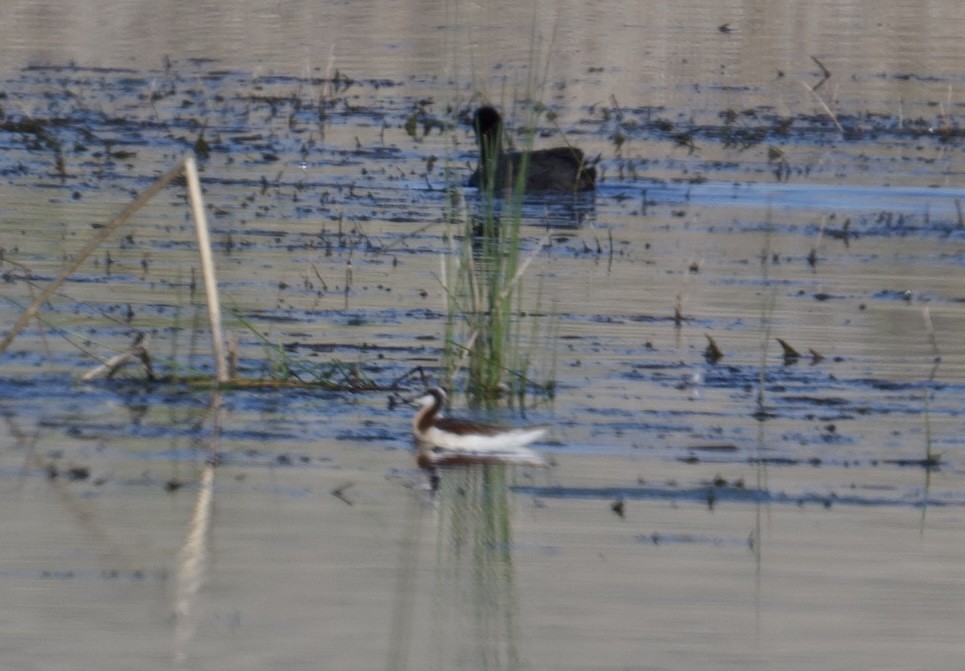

{"left": 1, "top": 1, "right": 965, "bottom": 669}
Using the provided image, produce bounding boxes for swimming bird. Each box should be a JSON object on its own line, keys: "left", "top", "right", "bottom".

{"left": 411, "top": 387, "right": 548, "bottom": 469}
{"left": 468, "top": 106, "right": 596, "bottom": 193}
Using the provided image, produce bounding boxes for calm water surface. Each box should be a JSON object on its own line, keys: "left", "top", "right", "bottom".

{"left": 1, "top": 1, "right": 964, "bottom": 669}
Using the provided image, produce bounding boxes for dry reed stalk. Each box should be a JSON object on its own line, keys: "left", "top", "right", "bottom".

{"left": 0, "top": 162, "right": 184, "bottom": 354}
{"left": 184, "top": 156, "right": 229, "bottom": 382}
{"left": 0, "top": 157, "right": 229, "bottom": 383}
{"left": 801, "top": 79, "right": 843, "bottom": 136}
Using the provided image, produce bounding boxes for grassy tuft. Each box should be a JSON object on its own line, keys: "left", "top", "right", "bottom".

{"left": 437, "top": 34, "right": 561, "bottom": 409}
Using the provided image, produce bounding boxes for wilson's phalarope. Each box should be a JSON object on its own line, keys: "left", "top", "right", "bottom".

{"left": 411, "top": 387, "right": 548, "bottom": 469}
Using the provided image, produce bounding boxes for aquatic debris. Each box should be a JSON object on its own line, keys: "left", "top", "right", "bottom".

{"left": 81, "top": 332, "right": 155, "bottom": 381}
{"left": 884, "top": 456, "right": 942, "bottom": 470}
{"left": 65, "top": 465, "right": 91, "bottom": 481}
{"left": 767, "top": 145, "right": 790, "bottom": 181}
{"left": 193, "top": 129, "right": 210, "bottom": 159}
{"left": 689, "top": 444, "right": 738, "bottom": 452}
{"left": 642, "top": 532, "right": 736, "bottom": 547}
{"left": 704, "top": 335, "right": 723, "bottom": 363}
{"left": 776, "top": 337, "right": 800, "bottom": 365}
{"left": 331, "top": 481, "right": 356, "bottom": 505}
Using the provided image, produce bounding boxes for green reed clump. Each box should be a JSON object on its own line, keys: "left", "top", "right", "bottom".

{"left": 438, "top": 106, "right": 558, "bottom": 410}
{"left": 434, "top": 14, "right": 563, "bottom": 409}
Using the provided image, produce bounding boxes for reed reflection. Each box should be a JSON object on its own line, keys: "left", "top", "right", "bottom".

{"left": 399, "top": 464, "right": 526, "bottom": 671}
